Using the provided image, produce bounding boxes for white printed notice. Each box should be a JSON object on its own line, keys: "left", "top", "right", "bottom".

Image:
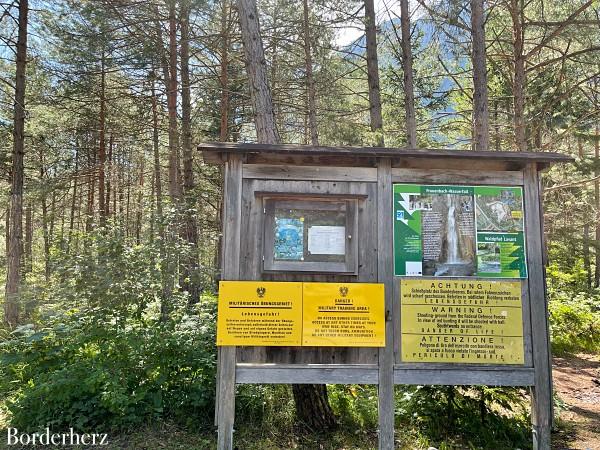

{"left": 308, "top": 226, "right": 346, "bottom": 255}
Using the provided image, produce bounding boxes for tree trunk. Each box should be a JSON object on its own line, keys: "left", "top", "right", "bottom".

{"left": 98, "top": 53, "right": 107, "bottom": 225}
{"left": 86, "top": 140, "right": 96, "bottom": 233}
{"left": 595, "top": 124, "right": 600, "bottom": 287}
{"left": 583, "top": 223, "right": 592, "bottom": 289}
{"left": 510, "top": 0, "right": 527, "bottom": 151}
{"left": 151, "top": 78, "right": 163, "bottom": 221}
{"left": 24, "top": 203, "right": 32, "bottom": 275}
{"left": 41, "top": 186, "right": 50, "bottom": 281}
{"left": 105, "top": 134, "right": 113, "bottom": 217}
{"left": 237, "top": 0, "right": 336, "bottom": 430}
{"left": 167, "top": 0, "right": 181, "bottom": 201}
{"left": 68, "top": 140, "right": 79, "bottom": 252}
{"left": 302, "top": 0, "right": 318, "bottom": 146}
{"left": 219, "top": 0, "right": 231, "bottom": 142}
{"left": 400, "top": 0, "right": 416, "bottom": 147}
{"left": 291, "top": 384, "right": 336, "bottom": 431}
{"left": 135, "top": 152, "right": 144, "bottom": 244}
{"left": 180, "top": 0, "right": 200, "bottom": 303}
{"left": 364, "top": 0, "right": 384, "bottom": 146}
{"left": 470, "top": 0, "right": 489, "bottom": 151}
{"left": 4, "top": 0, "right": 29, "bottom": 328}
{"left": 237, "top": 0, "right": 280, "bottom": 143}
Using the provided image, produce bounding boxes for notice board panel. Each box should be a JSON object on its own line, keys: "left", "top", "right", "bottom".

{"left": 217, "top": 281, "right": 385, "bottom": 347}
{"left": 302, "top": 282, "right": 385, "bottom": 347}
{"left": 393, "top": 184, "right": 527, "bottom": 278}
{"left": 217, "top": 281, "right": 303, "bottom": 346}
{"left": 400, "top": 279, "right": 524, "bottom": 364}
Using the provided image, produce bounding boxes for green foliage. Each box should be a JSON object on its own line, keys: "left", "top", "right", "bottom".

{"left": 0, "top": 225, "right": 217, "bottom": 432}
{"left": 329, "top": 385, "right": 378, "bottom": 429}
{"left": 546, "top": 243, "right": 600, "bottom": 355}
{"left": 1, "top": 314, "right": 216, "bottom": 431}
{"left": 394, "top": 385, "right": 531, "bottom": 449}
{"left": 548, "top": 292, "right": 600, "bottom": 354}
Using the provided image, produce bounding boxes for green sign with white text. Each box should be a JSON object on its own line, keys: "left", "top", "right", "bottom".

{"left": 393, "top": 184, "right": 527, "bottom": 278}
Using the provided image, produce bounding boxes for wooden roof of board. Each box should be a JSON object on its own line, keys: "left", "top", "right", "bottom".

{"left": 199, "top": 142, "right": 573, "bottom": 169}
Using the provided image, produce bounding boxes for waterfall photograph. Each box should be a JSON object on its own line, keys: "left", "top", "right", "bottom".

{"left": 422, "top": 194, "right": 476, "bottom": 276}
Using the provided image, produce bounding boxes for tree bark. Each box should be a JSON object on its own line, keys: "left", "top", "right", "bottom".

{"left": 151, "top": 78, "right": 163, "bottom": 221}
{"left": 219, "top": 0, "right": 231, "bottom": 142}
{"left": 510, "top": 0, "right": 527, "bottom": 151}
{"left": 583, "top": 223, "right": 592, "bottom": 289}
{"left": 237, "top": 0, "right": 280, "bottom": 143}
{"left": 167, "top": 0, "right": 181, "bottom": 201}
{"left": 237, "top": 0, "right": 336, "bottom": 430}
{"left": 302, "top": 0, "right": 319, "bottom": 145}
{"left": 135, "top": 152, "right": 145, "bottom": 245}
{"left": 400, "top": 0, "right": 416, "bottom": 147}
{"left": 24, "top": 203, "right": 32, "bottom": 275}
{"left": 68, "top": 140, "right": 79, "bottom": 252}
{"left": 5, "top": 0, "right": 29, "bottom": 328}
{"left": 364, "top": 0, "right": 384, "bottom": 146}
{"left": 470, "top": 0, "right": 490, "bottom": 151}
{"left": 98, "top": 53, "right": 107, "bottom": 224}
{"left": 291, "top": 384, "right": 336, "bottom": 431}
{"left": 595, "top": 124, "right": 600, "bottom": 287}
{"left": 105, "top": 134, "right": 113, "bottom": 217}
{"left": 180, "top": 0, "right": 200, "bottom": 303}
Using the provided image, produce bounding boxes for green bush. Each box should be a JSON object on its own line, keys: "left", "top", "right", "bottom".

{"left": 394, "top": 385, "right": 531, "bottom": 449}
{"left": 0, "top": 224, "right": 217, "bottom": 432}
{"left": 548, "top": 293, "right": 600, "bottom": 354}
{"left": 0, "top": 304, "right": 217, "bottom": 432}
{"left": 546, "top": 258, "right": 600, "bottom": 355}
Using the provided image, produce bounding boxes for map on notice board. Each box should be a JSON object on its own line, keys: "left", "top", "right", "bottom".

{"left": 393, "top": 185, "right": 527, "bottom": 278}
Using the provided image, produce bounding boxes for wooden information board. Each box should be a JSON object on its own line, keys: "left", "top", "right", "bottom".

{"left": 401, "top": 279, "right": 524, "bottom": 364}
{"left": 202, "top": 142, "right": 572, "bottom": 450}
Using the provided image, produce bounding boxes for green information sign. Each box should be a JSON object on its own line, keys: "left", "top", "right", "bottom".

{"left": 393, "top": 184, "right": 527, "bottom": 278}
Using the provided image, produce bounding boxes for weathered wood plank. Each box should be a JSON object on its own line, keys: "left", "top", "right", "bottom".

{"left": 523, "top": 163, "right": 552, "bottom": 450}
{"left": 394, "top": 157, "right": 520, "bottom": 172}
{"left": 392, "top": 168, "right": 523, "bottom": 185}
{"left": 198, "top": 142, "right": 572, "bottom": 164}
{"left": 394, "top": 367, "right": 535, "bottom": 386}
{"left": 237, "top": 179, "right": 379, "bottom": 365}
{"left": 377, "top": 158, "right": 395, "bottom": 450}
{"left": 243, "top": 164, "right": 377, "bottom": 182}
{"left": 217, "top": 154, "right": 243, "bottom": 450}
{"left": 236, "top": 364, "right": 379, "bottom": 384}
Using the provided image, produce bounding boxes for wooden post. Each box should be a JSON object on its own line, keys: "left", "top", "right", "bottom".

{"left": 523, "top": 164, "right": 552, "bottom": 450}
{"left": 377, "top": 158, "right": 394, "bottom": 449}
{"left": 217, "top": 154, "right": 243, "bottom": 450}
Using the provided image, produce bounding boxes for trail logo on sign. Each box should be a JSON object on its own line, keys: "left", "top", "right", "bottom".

{"left": 339, "top": 286, "right": 349, "bottom": 297}
{"left": 256, "top": 287, "right": 266, "bottom": 298}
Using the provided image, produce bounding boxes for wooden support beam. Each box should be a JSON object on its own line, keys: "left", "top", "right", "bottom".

{"left": 524, "top": 164, "right": 552, "bottom": 450}
{"left": 217, "top": 154, "right": 243, "bottom": 450}
{"left": 377, "top": 158, "right": 395, "bottom": 449}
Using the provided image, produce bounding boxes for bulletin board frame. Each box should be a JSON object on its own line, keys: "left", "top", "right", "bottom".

{"left": 201, "top": 142, "right": 572, "bottom": 450}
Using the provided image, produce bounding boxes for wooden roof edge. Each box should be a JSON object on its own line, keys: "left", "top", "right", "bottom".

{"left": 198, "top": 142, "right": 574, "bottom": 164}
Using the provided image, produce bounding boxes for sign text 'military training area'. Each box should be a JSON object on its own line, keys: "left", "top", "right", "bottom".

{"left": 217, "top": 281, "right": 386, "bottom": 347}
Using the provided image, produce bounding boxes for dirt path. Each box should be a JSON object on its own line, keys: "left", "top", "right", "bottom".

{"left": 552, "top": 353, "right": 600, "bottom": 450}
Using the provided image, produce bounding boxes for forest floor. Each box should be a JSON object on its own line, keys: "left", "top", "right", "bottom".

{"left": 552, "top": 353, "right": 600, "bottom": 450}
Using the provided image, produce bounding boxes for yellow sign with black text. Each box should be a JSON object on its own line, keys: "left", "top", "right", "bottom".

{"left": 217, "top": 281, "right": 385, "bottom": 347}
{"left": 302, "top": 283, "right": 385, "bottom": 347}
{"left": 401, "top": 279, "right": 524, "bottom": 364}
{"left": 217, "top": 281, "right": 303, "bottom": 346}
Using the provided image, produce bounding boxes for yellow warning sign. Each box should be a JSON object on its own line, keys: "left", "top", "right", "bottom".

{"left": 217, "top": 281, "right": 302, "bottom": 346}
{"left": 302, "top": 283, "right": 385, "bottom": 347}
{"left": 401, "top": 279, "right": 524, "bottom": 364}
